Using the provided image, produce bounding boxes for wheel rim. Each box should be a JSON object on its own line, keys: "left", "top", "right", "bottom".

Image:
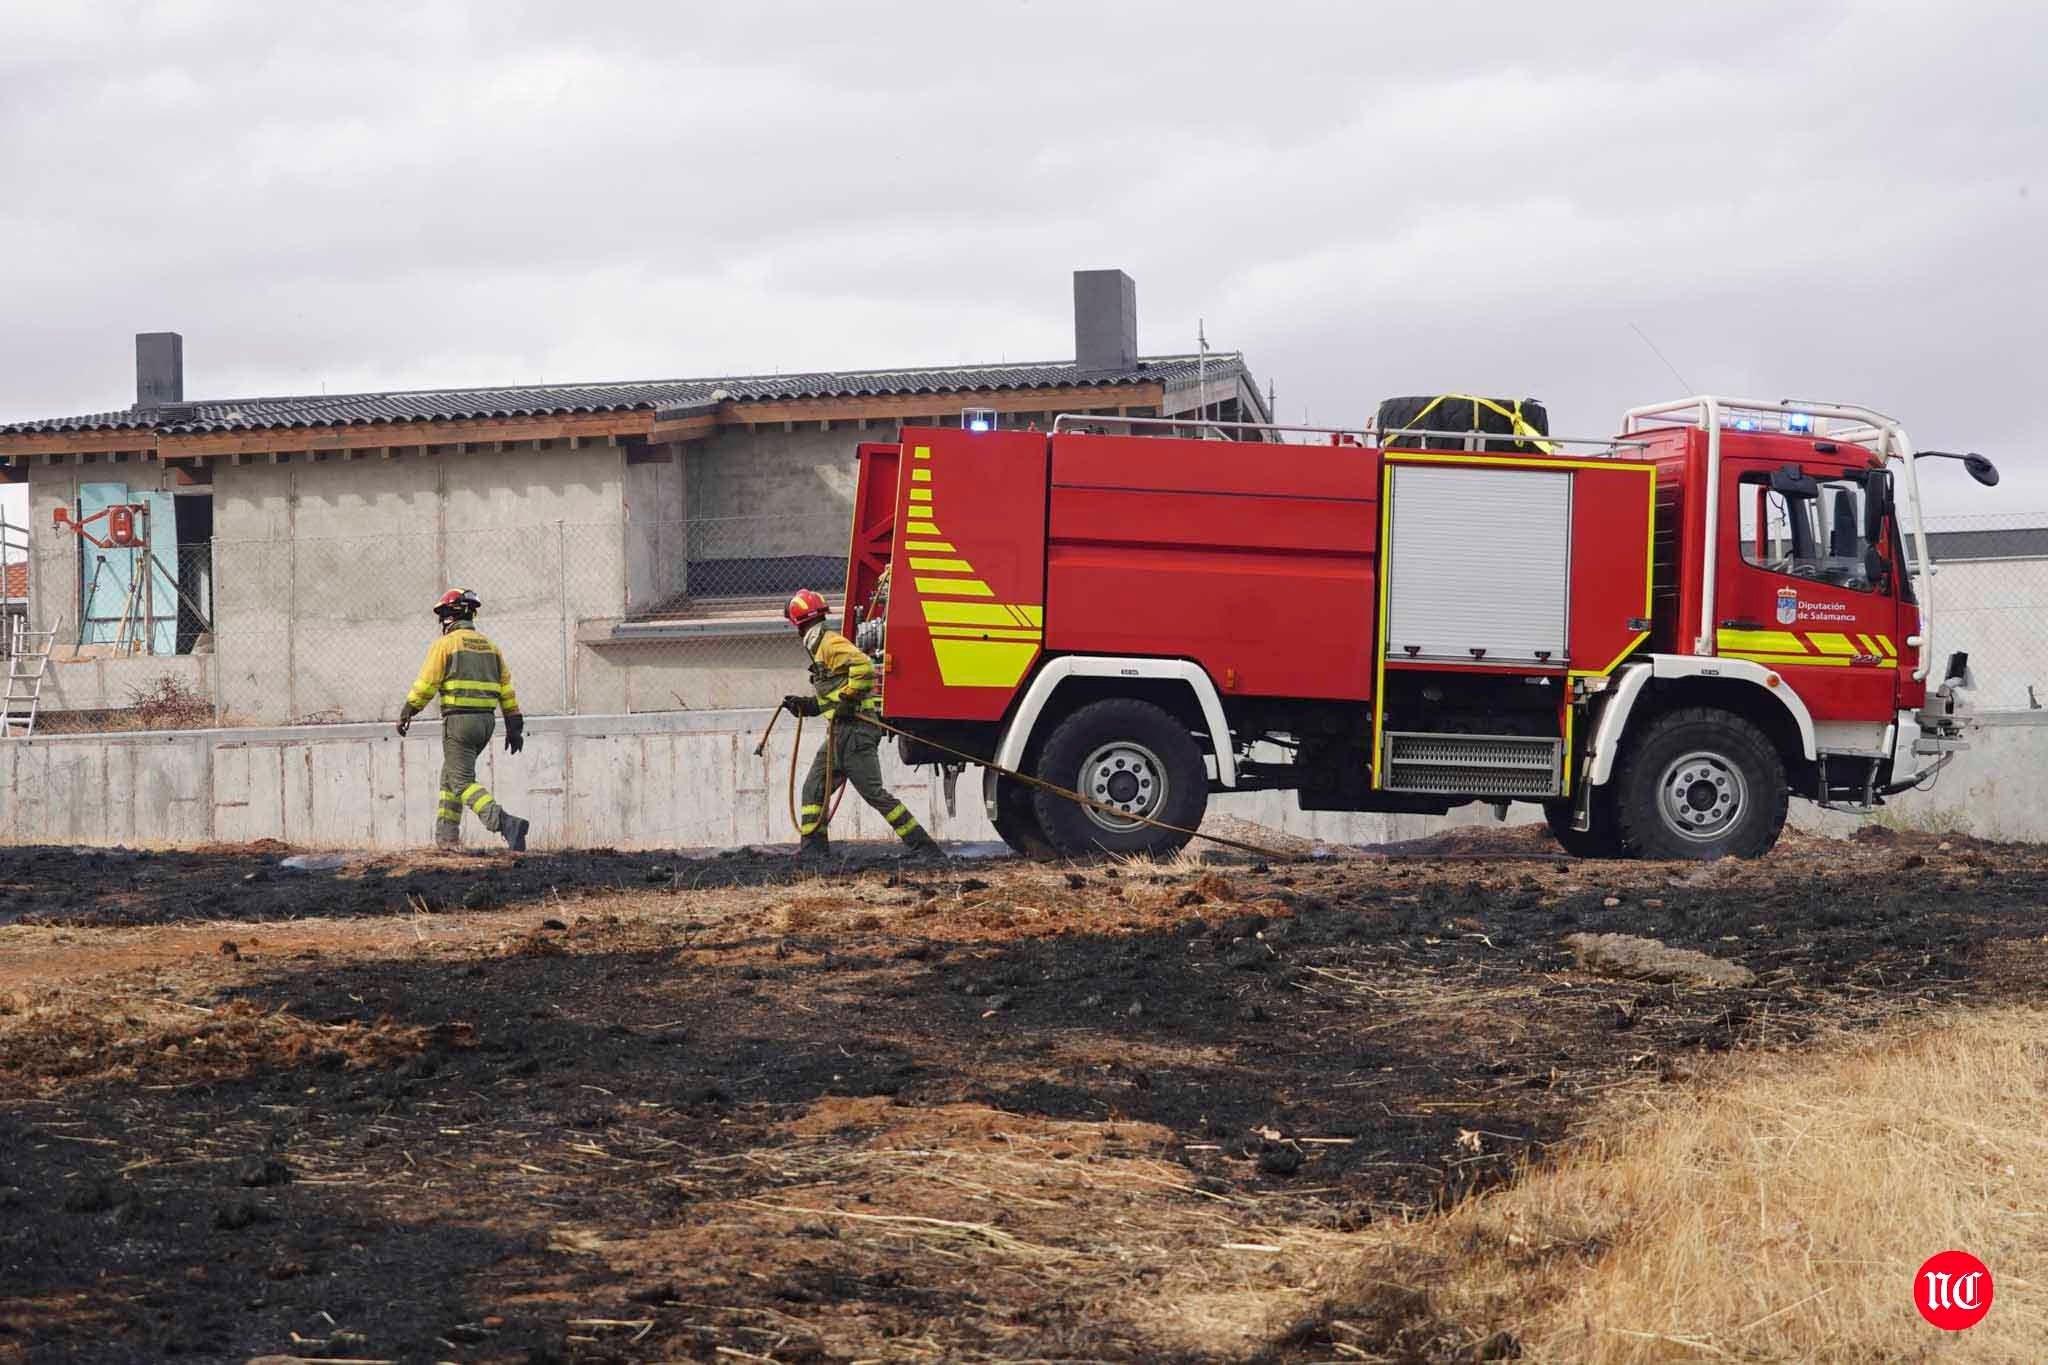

{"left": 1078, "top": 740, "right": 1168, "bottom": 833}
{"left": 1655, "top": 750, "right": 1746, "bottom": 842}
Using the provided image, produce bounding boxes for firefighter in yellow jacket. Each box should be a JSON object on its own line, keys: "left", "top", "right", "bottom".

{"left": 396, "top": 589, "right": 530, "bottom": 850}
{"left": 781, "top": 588, "right": 940, "bottom": 861}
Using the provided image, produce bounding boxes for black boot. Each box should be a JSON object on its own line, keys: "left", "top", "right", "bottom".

{"left": 795, "top": 832, "right": 831, "bottom": 864}
{"left": 902, "top": 827, "right": 946, "bottom": 862}
{"left": 499, "top": 813, "right": 529, "bottom": 852}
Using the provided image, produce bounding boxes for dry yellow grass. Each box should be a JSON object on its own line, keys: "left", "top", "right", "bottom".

{"left": 1301, "top": 1004, "right": 2048, "bottom": 1361}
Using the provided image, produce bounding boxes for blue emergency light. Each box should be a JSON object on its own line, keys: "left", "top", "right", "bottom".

{"left": 962, "top": 407, "right": 996, "bottom": 432}
{"left": 1786, "top": 411, "right": 1813, "bottom": 434}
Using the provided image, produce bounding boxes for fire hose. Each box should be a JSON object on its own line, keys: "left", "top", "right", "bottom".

{"left": 753, "top": 705, "right": 1296, "bottom": 861}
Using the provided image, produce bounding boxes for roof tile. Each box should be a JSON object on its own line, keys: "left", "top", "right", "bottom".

{"left": 2, "top": 354, "right": 1243, "bottom": 437}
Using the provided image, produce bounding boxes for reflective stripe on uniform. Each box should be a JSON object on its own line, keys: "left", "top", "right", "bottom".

{"left": 436, "top": 790, "right": 462, "bottom": 818}
{"left": 884, "top": 803, "right": 919, "bottom": 834}
{"left": 461, "top": 782, "right": 494, "bottom": 813}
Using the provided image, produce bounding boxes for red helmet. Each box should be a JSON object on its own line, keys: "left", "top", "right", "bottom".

{"left": 433, "top": 588, "right": 481, "bottom": 621}
{"left": 784, "top": 588, "right": 829, "bottom": 630}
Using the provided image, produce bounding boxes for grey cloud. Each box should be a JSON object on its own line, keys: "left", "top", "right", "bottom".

{"left": 2, "top": 0, "right": 2042, "bottom": 522}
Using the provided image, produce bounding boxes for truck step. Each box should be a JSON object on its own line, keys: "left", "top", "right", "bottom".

{"left": 1382, "top": 731, "right": 1563, "bottom": 798}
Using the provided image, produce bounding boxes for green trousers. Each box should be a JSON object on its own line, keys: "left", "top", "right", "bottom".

{"left": 799, "top": 719, "right": 923, "bottom": 844}
{"left": 437, "top": 711, "right": 505, "bottom": 844}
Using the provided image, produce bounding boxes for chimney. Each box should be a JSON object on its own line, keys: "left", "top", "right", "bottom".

{"left": 1073, "top": 270, "right": 1137, "bottom": 373}
{"left": 135, "top": 332, "right": 184, "bottom": 410}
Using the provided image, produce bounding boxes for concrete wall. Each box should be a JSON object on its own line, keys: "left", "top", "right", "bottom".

{"left": 4, "top": 708, "right": 2042, "bottom": 853}
{"left": 570, "top": 633, "right": 791, "bottom": 715}
{"left": 692, "top": 423, "right": 876, "bottom": 556}
{"left": 0, "top": 708, "right": 1437, "bottom": 852}
{"left": 207, "top": 442, "right": 629, "bottom": 724}
{"left": 622, "top": 447, "right": 687, "bottom": 615}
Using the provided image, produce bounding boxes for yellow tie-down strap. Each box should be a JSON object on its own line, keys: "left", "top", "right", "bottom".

{"left": 1385, "top": 394, "right": 1555, "bottom": 454}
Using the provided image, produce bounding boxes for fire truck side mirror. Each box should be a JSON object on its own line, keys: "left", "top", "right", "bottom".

{"left": 1861, "top": 469, "right": 1890, "bottom": 541}
{"left": 1943, "top": 651, "right": 1973, "bottom": 688}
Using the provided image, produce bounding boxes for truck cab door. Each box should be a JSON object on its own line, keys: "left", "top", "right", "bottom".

{"left": 1716, "top": 462, "right": 1902, "bottom": 724}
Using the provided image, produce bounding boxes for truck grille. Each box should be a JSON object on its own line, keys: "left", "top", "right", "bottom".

{"left": 1382, "top": 731, "right": 1563, "bottom": 798}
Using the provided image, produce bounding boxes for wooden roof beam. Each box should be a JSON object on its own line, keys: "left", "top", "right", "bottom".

{"left": 0, "top": 428, "right": 155, "bottom": 457}
{"left": 719, "top": 381, "right": 1163, "bottom": 427}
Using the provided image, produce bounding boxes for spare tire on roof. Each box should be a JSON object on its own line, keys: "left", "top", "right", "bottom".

{"left": 1376, "top": 394, "right": 1550, "bottom": 453}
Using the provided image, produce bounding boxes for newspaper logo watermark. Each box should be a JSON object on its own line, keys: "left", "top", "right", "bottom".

{"left": 1915, "top": 1250, "right": 1993, "bottom": 1330}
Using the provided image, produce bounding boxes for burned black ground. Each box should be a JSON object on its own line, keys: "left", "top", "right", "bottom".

{"left": 1, "top": 827, "right": 2043, "bottom": 1362}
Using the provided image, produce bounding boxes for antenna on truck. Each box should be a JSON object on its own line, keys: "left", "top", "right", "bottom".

{"left": 1629, "top": 322, "right": 1695, "bottom": 393}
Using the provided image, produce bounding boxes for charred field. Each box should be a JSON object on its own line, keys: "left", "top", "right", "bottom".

{"left": 1, "top": 825, "right": 2043, "bottom": 1363}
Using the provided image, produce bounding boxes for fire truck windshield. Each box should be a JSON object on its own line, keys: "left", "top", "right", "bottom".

{"left": 1739, "top": 473, "right": 1887, "bottom": 594}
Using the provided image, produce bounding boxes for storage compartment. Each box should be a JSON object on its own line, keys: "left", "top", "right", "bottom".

{"left": 1383, "top": 463, "right": 1571, "bottom": 666}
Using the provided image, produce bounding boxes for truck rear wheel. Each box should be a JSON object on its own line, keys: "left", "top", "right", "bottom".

{"left": 990, "top": 775, "right": 1054, "bottom": 859}
{"left": 1029, "top": 699, "right": 1209, "bottom": 858}
{"left": 1543, "top": 791, "right": 1623, "bottom": 858}
{"left": 1612, "top": 707, "right": 1788, "bottom": 859}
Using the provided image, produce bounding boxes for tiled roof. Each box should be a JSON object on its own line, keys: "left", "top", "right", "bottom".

{"left": 1915, "top": 527, "right": 2048, "bottom": 563}
{"left": 1, "top": 353, "right": 1243, "bottom": 437}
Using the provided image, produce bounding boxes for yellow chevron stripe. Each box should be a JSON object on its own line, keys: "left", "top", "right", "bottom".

{"left": 904, "top": 540, "right": 954, "bottom": 552}
{"left": 916, "top": 576, "right": 994, "bottom": 597}
{"left": 909, "top": 557, "right": 974, "bottom": 572}
{"left": 907, "top": 521, "right": 941, "bottom": 536}
{"left": 1724, "top": 651, "right": 1897, "bottom": 670}
{"left": 909, "top": 488, "right": 932, "bottom": 502}
{"left": 922, "top": 601, "right": 1039, "bottom": 627}
{"left": 931, "top": 638, "right": 1038, "bottom": 687}
{"left": 911, "top": 468, "right": 931, "bottom": 482}
{"left": 913, "top": 445, "right": 931, "bottom": 459}
{"left": 1718, "top": 628, "right": 1805, "bottom": 654}
{"left": 1809, "top": 632, "right": 1858, "bottom": 656}
{"left": 929, "top": 625, "right": 1043, "bottom": 641}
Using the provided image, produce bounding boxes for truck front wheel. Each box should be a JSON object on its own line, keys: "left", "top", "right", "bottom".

{"left": 1613, "top": 707, "right": 1788, "bottom": 859}
{"left": 1030, "top": 699, "right": 1209, "bottom": 858}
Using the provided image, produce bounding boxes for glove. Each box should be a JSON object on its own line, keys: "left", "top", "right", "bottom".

{"left": 504, "top": 714, "right": 524, "bottom": 755}
{"left": 782, "top": 694, "right": 820, "bottom": 718}
{"left": 396, "top": 704, "right": 417, "bottom": 737}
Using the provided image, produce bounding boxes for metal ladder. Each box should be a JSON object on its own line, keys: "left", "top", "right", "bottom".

{"left": 3, "top": 614, "right": 58, "bottom": 739}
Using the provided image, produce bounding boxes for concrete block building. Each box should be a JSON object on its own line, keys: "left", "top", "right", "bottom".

{"left": 0, "top": 271, "right": 1271, "bottom": 726}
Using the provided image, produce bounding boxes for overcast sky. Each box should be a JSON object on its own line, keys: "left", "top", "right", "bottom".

{"left": 3, "top": 0, "right": 2043, "bottom": 528}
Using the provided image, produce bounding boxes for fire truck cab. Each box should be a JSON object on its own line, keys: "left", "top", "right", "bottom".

{"left": 841, "top": 395, "right": 1988, "bottom": 859}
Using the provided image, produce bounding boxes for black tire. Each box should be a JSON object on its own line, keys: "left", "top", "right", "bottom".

{"left": 1612, "top": 707, "right": 1788, "bottom": 860}
{"left": 990, "top": 775, "right": 1054, "bottom": 859}
{"left": 1542, "top": 790, "right": 1623, "bottom": 858}
{"left": 1029, "top": 699, "right": 1209, "bottom": 858}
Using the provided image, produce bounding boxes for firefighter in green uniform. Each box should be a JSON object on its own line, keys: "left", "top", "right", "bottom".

{"left": 780, "top": 588, "right": 941, "bottom": 862}
{"left": 396, "top": 588, "right": 530, "bottom": 850}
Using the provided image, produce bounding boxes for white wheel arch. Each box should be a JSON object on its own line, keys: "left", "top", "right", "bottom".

{"left": 1585, "top": 655, "right": 1817, "bottom": 786}
{"left": 991, "top": 656, "right": 1239, "bottom": 789}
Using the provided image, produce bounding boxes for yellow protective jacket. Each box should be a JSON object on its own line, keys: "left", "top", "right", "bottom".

{"left": 405, "top": 627, "right": 521, "bottom": 716}
{"left": 808, "top": 628, "right": 879, "bottom": 713}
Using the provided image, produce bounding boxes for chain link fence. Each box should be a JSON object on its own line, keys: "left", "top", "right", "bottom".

{"left": 1912, "top": 512, "right": 2048, "bottom": 713}
{"left": 18, "top": 508, "right": 2048, "bottom": 731}
{"left": 29, "top": 516, "right": 844, "bottom": 731}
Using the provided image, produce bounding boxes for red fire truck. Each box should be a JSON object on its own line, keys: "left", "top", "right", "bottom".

{"left": 840, "top": 396, "right": 1995, "bottom": 859}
